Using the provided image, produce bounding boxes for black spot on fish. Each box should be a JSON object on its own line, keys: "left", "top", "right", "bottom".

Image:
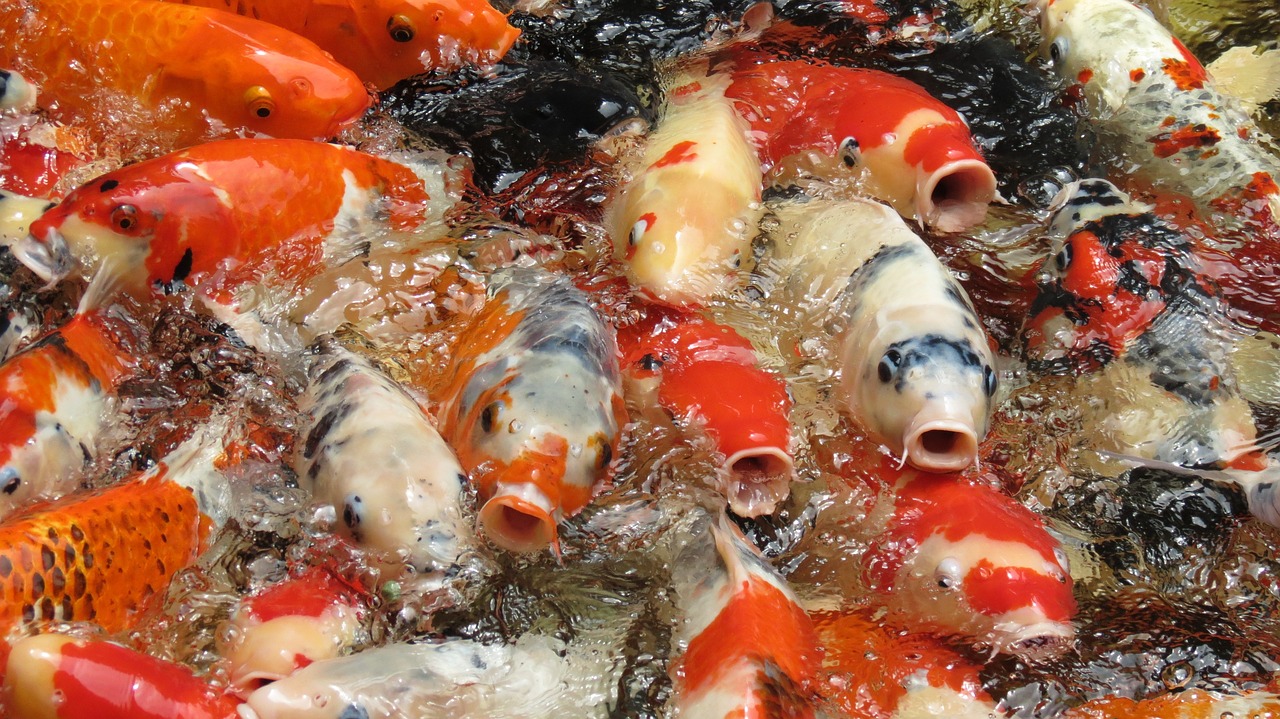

{"left": 638, "top": 353, "right": 663, "bottom": 371}
{"left": 337, "top": 705, "right": 370, "bottom": 719}
{"left": 316, "top": 357, "right": 356, "bottom": 387}
{"left": 1116, "top": 261, "right": 1156, "bottom": 298}
{"left": 99, "top": 179, "right": 119, "bottom": 192}
{"left": 471, "top": 651, "right": 487, "bottom": 669}
{"left": 1, "top": 472, "right": 20, "bottom": 495}
{"left": 880, "top": 334, "right": 985, "bottom": 393}
{"left": 171, "top": 248, "right": 194, "bottom": 284}
{"left": 845, "top": 242, "right": 920, "bottom": 300}
{"left": 480, "top": 402, "right": 500, "bottom": 433}
{"left": 303, "top": 405, "right": 349, "bottom": 459}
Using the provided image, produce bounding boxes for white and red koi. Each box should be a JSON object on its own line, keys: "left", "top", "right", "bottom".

{"left": 15, "top": 139, "right": 437, "bottom": 344}
{"left": 669, "top": 513, "right": 821, "bottom": 719}
{"left": 296, "top": 339, "right": 471, "bottom": 581}
{"left": 1035, "top": 0, "right": 1280, "bottom": 232}
{"left": 0, "top": 189, "right": 54, "bottom": 248}
{"left": 726, "top": 58, "right": 998, "bottom": 232}
{"left": 219, "top": 565, "right": 369, "bottom": 695}
{"left": 605, "top": 69, "right": 763, "bottom": 306}
{"left": 4, "top": 634, "right": 240, "bottom": 719}
{"left": 768, "top": 196, "right": 997, "bottom": 472}
{"left": 616, "top": 304, "right": 794, "bottom": 516}
{"left": 436, "top": 266, "right": 627, "bottom": 554}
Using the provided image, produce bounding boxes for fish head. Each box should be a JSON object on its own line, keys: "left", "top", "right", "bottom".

{"left": 309, "top": 0, "right": 520, "bottom": 91}
{"left": 851, "top": 326, "right": 996, "bottom": 473}
{"left": 161, "top": 19, "right": 371, "bottom": 140}
{"left": 0, "top": 69, "right": 37, "bottom": 114}
{"left": 18, "top": 165, "right": 238, "bottom": 292}
{"left": 874, "top": 474, "right": 1077, "bottom": 659}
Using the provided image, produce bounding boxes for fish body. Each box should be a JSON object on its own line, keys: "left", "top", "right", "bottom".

{"left": 0, "top": 0, "right": 371, "bottom": 146}
{"left": 605, "top": 70, "right": 762, "bottom": 306}
{"left": 767, "top": 196, "right": 997, "bottom": 472}
{"left": 4, "top": 634, "right": 241, "bottom": 719}
{"left": 616, "top": 304, "right": 794, "bottom": 516}
{"left": 1062, "top": 688, "right": 1280, "bottom": 719}
{"left": 1035, "top": 0, "right": 1280, "bottom": 229}
{"left": 726, "top": 59, "right": 997, "bottom": 232}
{"left": 167, "top": 0, "right": 520, "bottom": 92}
{"left": 0, "top": 119, "right": 90, "bottom": 200}
{"left": 670, "top": 514, "right": 821, "bottom": 719}
{"left": 0, "top": 69, "right": 36, "bottom": 114}
{"left": 18, "top": 139, "right": 434, "bottom": 323}
{"left": 436, "top": 266, "right": 627, "bottom": 553}
{"left": 295, "top": 340, "right": 471, "bottom": 580}
{"left": 854, "top": 458, "right": 1076, "bottom": 658}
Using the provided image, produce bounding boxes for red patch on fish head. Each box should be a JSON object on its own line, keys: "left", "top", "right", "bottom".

{"left": 1077, "top": 68, "right": 1094, "bottom": 84}
{"left": 962, "top": 560, "right": 1075, "bottom": 622}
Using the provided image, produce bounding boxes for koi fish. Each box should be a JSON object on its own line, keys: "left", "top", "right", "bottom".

{"left": 767, "top": 195, "right": 997, "bottom": 473}
{"left": 167, "top": 0, "right": 520, "bottom": 92}
{"left": 852, "top": 456, "right": 1076, "bottom": 659}
{"left": 0, "top": 0, "right": 371, "bottom": 146}
{"left": 4, "top": 634, "right": 241, "bottom": 719}
{"left": 0, "top": 280, "right": 136, "bottom": 520}
{"left": 1034, "top": 0, "right": 1280, "bottom": 230}
{"left": 220, "top": 565, "right": 368, "bottom": 694}
{"left": 0, "top": 70, "right": 35, "bottom": 114}
{"left": 726, "top": 59, "right": 998, "bottom": 233}
{"left": 15, "top": 139, "right": 436, "bottom": 341}
{"left": 605, "top": 69, "right": 763, "bottom": 306}
{"left": 296, "top": 339, "right": 471, "bottom": 581}
{"left": 0, "top": 120, "right": 92, "bottom": 200}
{"left": 616, "top": 304, "right": 794, "bottom": 517}
{"left": 669, "top": 513, "right": 821, "bottom": 719}
{"left": 436, "top": 266, "right": 627, "bottom": 553}
{"left": 1063, "top": 687, "right": 1280, "bottom": 719}
{"left": 812, "top": 607, "right": 996, "bottom": 719}
{"left": 0, "top": 189, "right": 54, "bottom": 248}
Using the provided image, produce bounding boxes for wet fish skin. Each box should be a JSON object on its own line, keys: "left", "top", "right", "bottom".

{"left": 437, "top": 266, "right": 627, "bottom": 554}
{"left": 296, "top": 340, "right": 471, "bottom": 581}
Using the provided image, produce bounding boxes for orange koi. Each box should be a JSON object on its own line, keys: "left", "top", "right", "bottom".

{"left": 0, "top": 0, "right": 371, "bottom": 146}
{"left": 436, "top": 266, "right": 627, "bottom": 554}
{"left": 616, "top": 304, "right": 793, "bottom": 516}
{"left": 726, "top": 58, "right": 997, "bottom": 232}
{"left": 671, "top": 514, "right": 821, "bottom": 718}
{"left": 167, "top": 0, "right": 520, "bottom": 92}
{"left": 4, "top": 634, "right": 240, "bottom": 719}
{"left": 1063, "top": 687, "right": 1280, "bottom": 719}
{"left": 17, "top": 139, "right": 435, "bottom": 338}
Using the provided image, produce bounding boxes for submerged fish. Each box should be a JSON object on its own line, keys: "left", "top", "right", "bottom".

{"left": 5, "top": 634, "right": 241, "bottom": 719}
{"left": 605, "top": 68, "right": 763, "bottom": 306}
{"left": 167, "top": 0, "right": 519, "bottom": 92}
{"left": 616, "top": 304, "right": 794, "bottom": 517}
{"left": 296, "top": 339, "right": 471, "bottom": 581}
{"left": 0, "top": 69, "right": 35, "bottom": 115}
{"left": 669, "top": 513, "right": 821, "bottom": 718}
{"left": 436, "top": 266, "right": 627, "bottom": 554}
{"left": 0, "top": 0, "right": 371, "bottom": 145}
{"left": 726, "top": 58, "right": 998, "bottom": 232}
{"left": 767, "top": 195, "right": 997, "bottom": 473}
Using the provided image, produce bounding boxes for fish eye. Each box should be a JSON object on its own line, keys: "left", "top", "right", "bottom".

{"left": 388, "top": 15, "right": 416, "bottom": 43}
{"left": 877, "top": 349, "right": 902, "bottom": 383}
{"left": 935, "top": 557, "right": 963, "bottom": 590}
{"left": 480, "top": 401, "right": 501, "bottom": 433}
{"left": 1053, "top": 547, "right": 1070, "bottom": 572}
{"left": 1049, "top": 38, "right": 1068, "bottom": 63}
{"left": 629, "top": 219, "right": 647, "bottom": 246}
{"left": 838, "top": 136, "right": 859, "bottom": 168}
{"left": 110, "top": 204, "right": 140, "bottom": 234}
{"left": 596, "top": 437, "right": 613, "bottom": 469}
{"left": 982, "top": 366, "right": 997, "bottom": 397}
{"left": 244, "top": 86, "right": 275, "bottom": 120}
{"left": 1053, "top": 242, "right": 1073, "bottom": 272}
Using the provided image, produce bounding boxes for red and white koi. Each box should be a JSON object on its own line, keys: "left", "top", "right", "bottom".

{"left": 726, "top": 58, "right": 998, "bottom": 232}
{"left": 0, "top": 72, "right": 93, "bottom": 200}
{"left": 1035, "top": 0, "right": 1280, "bottom": 230}
{"left": 0, "top": 0, "right": 371, "bottom": 146}
{"left": 616, "top": 304, "right": 794, "bottom": 516}
{"left": 852, "top": 455, "right": 1077, "bottom": 659}
{"left": 15, "top": 139, "right": 438, "bottom": 345}
{"left": 605, "top": 69, "right": 763, "bottom": 306}
{"left": 767, "top": 196, "right": 998, "bottom": 472}
{"left": 167, "top": 0, "right": 521, "bottom": 92}
{"left": 4, "top": 634, "right": 241, "bottom": 719}
{"left": 669, "top": 513, "right": 821, "bottom": 718}
{"left": 436, "top": 266, "right": 627, "bottom": 554}
{"left": 296, "top": 339, "right": 471, "bottom": 581}
{"left": 219, "top": 565, "right": 368, "bottom": 695}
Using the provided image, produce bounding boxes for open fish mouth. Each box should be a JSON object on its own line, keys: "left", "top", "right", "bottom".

{"left": 12, "top": 228, "right": 73, "bottom": 286}
{"left": 994, "top": 621, "right": 1076, "bottom": 661}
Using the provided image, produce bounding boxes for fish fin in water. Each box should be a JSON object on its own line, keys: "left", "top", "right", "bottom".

{"left": 75, "top": 262, "right": 126, "bottom": 316}
{"left": 1207, "top": 45, "right": 1280, "bottom": 114}
{"left": 1094, "top": 449, "right": 1280, "bottom": 528}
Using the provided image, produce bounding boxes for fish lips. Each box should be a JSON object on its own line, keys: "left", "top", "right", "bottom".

{"left": 12, "top": 228, "right": 73, "bottom": 287}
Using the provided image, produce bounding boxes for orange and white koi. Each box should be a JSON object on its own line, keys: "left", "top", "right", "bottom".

{"left": 167, "top": 0, "right": 520, "bottom": 92}
{"left": 296, "top": 339, "right": 471, "bottom": 581}
{"left": 726, "top": 59, "right": 998, "bottom": 232}
{"left": 1035, "top": 0, "right": 1280, "bottom": 230}
{"left": 768, "top": 196, "right": 998, "bottom": 472}
{"left": 605, "top": 69, "right": 763, "bottom": 306}
{"left": 1062, "top": 686, "right": 1280, "bottom": 719}
{"left": 16, "top": 139, "right": 436, "bottom": 343}
{"left": 219, "top": 565, "right": 368, "bottom": 695}
{"left": 813, "top": 607, "right": 996, "bottom": 719}
{"left": 436, "top": 266, "right": 627, "bottom": 553}
{"left": 616, "top": 304, "right": 794, "bottom": 516}
{"left": 853, "top": 456, "right": 1076, "bottom": 659}
{"left": 4, "top": 634, "right": 241, "bottom": 719}
{"left": 669, "top": 513, "right": 821, "bottom": 719}
{"left": 0, "top": 0, "right": 371, "bottom": 146}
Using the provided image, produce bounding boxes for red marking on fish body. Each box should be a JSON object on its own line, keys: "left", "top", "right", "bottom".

{"left": 1130, "top": 68, "right": 1146, "bottom": 83}
{"left": 241, "top": 566, "right": 365, "bottom": 623}
{"left": 1248, "top": 171, "right": 1280, "bottom": 198}
{"left": 1148, "top": 123, "right": 1221, "bottom": 158}
{"left": 836, "top": 0, "right": 890, "bottom": 23}
{"left": 653, "top": 141, "right": 699, "bottom": 169}
{"left": 1161, "top": 56, "right": 1208, "bottom": 92}
{"left": 671, "top": 82, "right": 703, "bottom": 100}
{"left": 659, "top": 360, "right": 791, "bottom": 463}
{"left": 1077, "top": 68, "right": 1094, "bottom": 84}
{"left": 962, "top": 560, "right": 1075, "bottom": 622}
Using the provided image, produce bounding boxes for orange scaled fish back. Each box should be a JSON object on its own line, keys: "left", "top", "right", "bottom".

{"left": 0, "top": 476, "right": 206, "bottom": 640}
